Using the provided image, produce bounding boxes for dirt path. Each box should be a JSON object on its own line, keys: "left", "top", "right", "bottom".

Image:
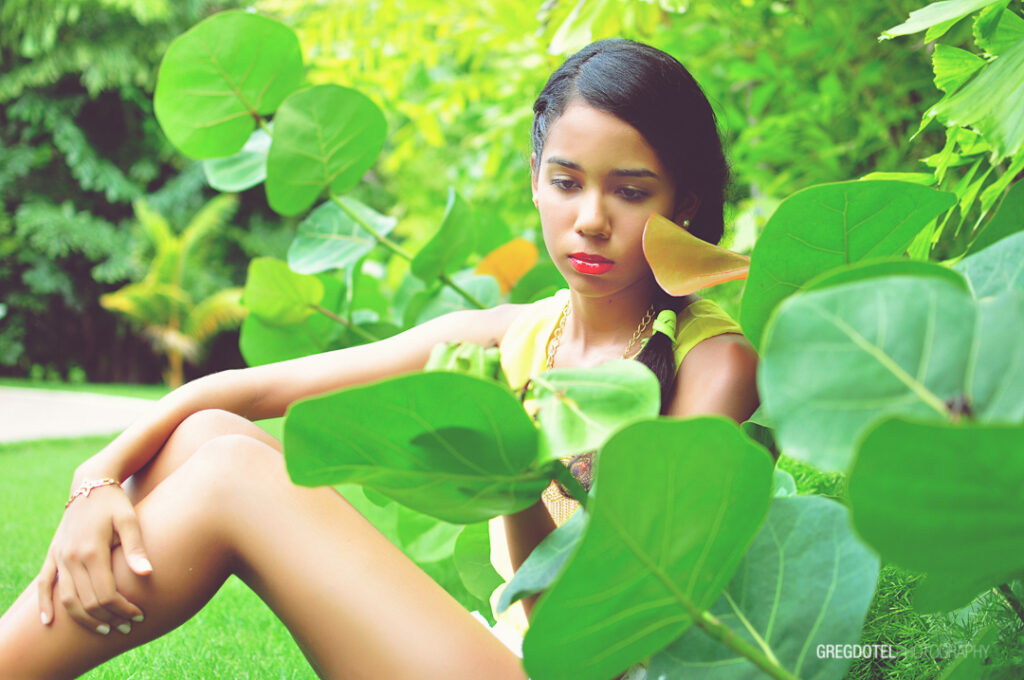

{"left": 0, "top": 386, "right": 156, "bottom": 443}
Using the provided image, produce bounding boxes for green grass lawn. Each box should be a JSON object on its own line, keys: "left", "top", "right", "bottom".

{"left": 0, "top": 377, "right": 171, "bottom": 401}
{"left": 0, "top": 435, "right": 313, "bottom": 679}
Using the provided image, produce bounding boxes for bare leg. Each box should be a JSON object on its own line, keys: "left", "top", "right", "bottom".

{"left": 0, "top": 424, "right": 526, "bottom": 679}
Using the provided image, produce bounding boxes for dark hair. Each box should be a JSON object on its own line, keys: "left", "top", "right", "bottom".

{"left": 532, "top": 39, "right": 728, "bottom": 413}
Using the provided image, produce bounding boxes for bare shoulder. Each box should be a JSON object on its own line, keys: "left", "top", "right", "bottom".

{"left": 669, "top": 332, "right": 759, "bottom": 421}
{"left": 435, "top": 302, "right": 532, "bottom": 347}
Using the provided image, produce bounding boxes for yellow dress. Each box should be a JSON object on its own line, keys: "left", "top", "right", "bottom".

{"left": 497, "top": 288, "right": 743, "bottom": 524}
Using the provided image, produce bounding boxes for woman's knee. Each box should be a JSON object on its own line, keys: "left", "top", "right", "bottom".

{"left": 182, "top": 434, "right": 289, "bottom": 504}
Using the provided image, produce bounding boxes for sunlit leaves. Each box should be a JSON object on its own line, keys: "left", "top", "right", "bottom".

{"left": 880, "top": 0, "right": 1002, "bottom": 40}
{"left": 523, "top": 418, "right": 773, "bottom": 680}
{"left": 642, "top": 214, "right": 750, "bottom": 296}
{"left": 410, "top": 188, "right": 476, "bottom": 283}
{"left": 242, "top": 257, "right": 323, "bottom": 326}
{"left": 739, "top": 180, "right": 955, "bottom": 349}
{"left": 154, "top": 12, "right": 303, "bottom": 158}
{"left": 266, "top": 85, "right": 387, "bottom": 216}
{"left": 849, "top": 417, "right": 1024, "bottom": 611}
{"left": 287, "top": 198, "right": 397, "bottom": 275}
{"left": 203, "top": 128, "right": 271, "bottom": 192}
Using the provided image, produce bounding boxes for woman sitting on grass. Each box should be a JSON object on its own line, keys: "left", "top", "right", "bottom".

{"left": 0, "top": 38, "right": 758, "bottom": 679}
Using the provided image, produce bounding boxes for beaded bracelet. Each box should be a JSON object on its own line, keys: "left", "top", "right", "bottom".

{"left": 66, "top": 478, "right": 121, "bottom": 509}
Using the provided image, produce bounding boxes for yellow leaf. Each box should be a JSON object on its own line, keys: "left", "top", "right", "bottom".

{"left": 642, "top": 214, "right": 750, "bottom": 295}
{"left": 475, "top": 238, "right": 539, "bottom": 294}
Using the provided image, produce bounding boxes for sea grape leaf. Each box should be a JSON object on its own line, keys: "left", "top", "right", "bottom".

{"left": 759, "top": 274, "right": 976, "bottom": 470}
{"left": 931, "top": 44, "right": 986, "bottom": 94}
{"left": 453, "top": 522, "right": 503, "bottom": 605}
{"left": 527, "top": 360, "right": 661, "bottom": 462}
{"left": 740, "top": 180, "right": 955, "bottom": 349}
{"left": 523, "top": 417, "right": 773, "bottom": 680}
{"left": 643, "top": 213, "right": 750, "bottom": 296}
{"left": 475, "top": 238, "right": 539, "bottom": 295}
{"left": 496, "top": 509, "right": 588, "bottom": 614}
{"left": 154, "top": 12, "right": 303, "bottom": 159}
{"left": 284, "top": 372, "right": 548, "bottom": 524}
{"left": 966, "top": 177, "right": 1024, "bottom": 255}
{"left": 414, "top": 271, "right": 501, "bottom": 324}
{"left": 929, "top": 36, "right": 1024, "bottom": 160}
{"left": 425, "top": 341, "right": 510, "bottom": 389}
{"left": 266, "top": 84, "right": 387, "bottom": 216}
{"left": 410, "top": 188, "right": 476, "bottom": 283}
{"left": 802, "top": 258, "right": 970, "bottom": 294}
{"left": 771, "top": 467, "right": 796, "bottom": 497}
{"left": 648, "top": 495, "right": 880, "bottom": 680}
{"left": 202, "top": 128, "right": 271, "bottom": 192}
{"left": 509, "top": 262, "right": 565, "bottom": 304}
{"left": 849, "top": 417, "right": 1024, "bottom": 611}
{"left": 239, "top": 273, "right": 343, "bottom": 366}
{"left": 287, "top": 197, "right": 397, "bottom": 275}
{"left": 242, "top": 257, "right": 323, "bottom": 326}
{"left": 955, "top": 229, "right": 1024, "bottom": 298}
{"left": 880, "top": 0, "right": 1002, "bottom": 39}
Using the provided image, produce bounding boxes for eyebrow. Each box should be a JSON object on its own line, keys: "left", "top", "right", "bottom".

{"left": 546, "top": 157, "right": 660, "bottom": 180}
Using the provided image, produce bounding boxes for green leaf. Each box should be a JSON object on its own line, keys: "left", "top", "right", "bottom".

{"left": 266, "top": 84, "right": 387, "bottom": 216}
{"left": 239, "top": 274, "right": 344, "bottom": 366}
{"left": 509, "top": 262, "right": 566, "bottom": 304}
{"left": 740, "top": 181, "right": 956, "bottom": 349}
{"left": 803, "top": 258, "right": 970, "bottom": 294}
{"left": 154, "top": 12, "right": 303, "bottom": 159}
{"left": 880, "top": 0, "right": 1002, "bottom": 40}
{"left": 528, "top": 360, "right": 661, "bottom": 462}
{"left": 202, "top": 128, "right": 271, "bottom": 192}
{"left": 453, "top": 522, "right": 503, "bottom": 605}
{"left": 955, "top": 229, "right": 1024, "bottom": 297}
{"left": 523, "top": 418, "right": 773, "bottom": 680}
{"left": 410, "top": 188, "right": 476, "bottom": 283}
{"left": 287, "top": 197, "right": 397, "bottom": 275}
{"left": 771, "top": 467, "right": 796, "bottom": 497}
{"left": 759, "top": 274, "right": 976, "bottom": 470}
{"left": 284, "top": 372, "right": 548, "bottom": 524}
{"left": 974, "top": 4, "right": 1024, "bottom": 55}
{"left": 649, "top": 496, "right": 880, "bottom": 680}
{"left": 425, "top": 341, "right": 510, "bottom": 388}
{"left": 496, "top": 509, "right": 588, "bottom": 614}
{"left": 414, "top": 272, "right": 501, "bottom": 324}
{"left": 242, "top": 257, "right": 323, "bottom": 326}
{"left": 930, "top": 36, "right": 1024, "bottom": 160}
{"left": 967, "top": 177, "right": 1024, "bottom": 254}
{"left": 849, "top": 417, "right": 1024, "bottom": 611}
{"left": 932, "top": 44, "right": 986, "bottom": 94}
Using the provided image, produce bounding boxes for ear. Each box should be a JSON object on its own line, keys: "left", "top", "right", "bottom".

{"left": 530, "top": 152, "right": 539, "bottom": 206}
{"left": 673, "top": 192, "right": 701, "bottom": 227}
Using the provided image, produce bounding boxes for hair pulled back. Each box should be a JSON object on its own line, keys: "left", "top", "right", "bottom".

{"left": 532, "top": 39, "right": 729, "bottom": 413}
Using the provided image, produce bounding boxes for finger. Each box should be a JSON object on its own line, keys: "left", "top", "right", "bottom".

{"left": 36, "top": 554, "right": 58, "bottom": 625}
{"left": 113, "top": 510, "right": 153, "bottom": 576}
{"left": 57, "top": 558, "right": 115, "bottom": 635}
{"left": 84, "top": 541, "right": 145, "bottom": 628}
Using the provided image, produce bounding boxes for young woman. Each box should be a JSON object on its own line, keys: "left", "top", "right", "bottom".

{"left": 0, "top": 38, "right": 758, "bottom": 679}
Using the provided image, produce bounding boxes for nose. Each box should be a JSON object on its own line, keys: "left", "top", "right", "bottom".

{"left": 574, "top": 189, "right": 610, "bottom": 239}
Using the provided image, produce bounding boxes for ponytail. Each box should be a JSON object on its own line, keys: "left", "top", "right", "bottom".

{"left": 634, "top": 289, "right": 694, "bottom": 414}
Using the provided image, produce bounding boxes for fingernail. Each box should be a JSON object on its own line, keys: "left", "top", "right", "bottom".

{"left": 132, "top": 556, "right": 153, "bottom": 573}
{"left": 40, "top": 611, "right": 51, "bottom": 625}
{"left": 132, "top": 614, "right": 145, "bottom": 623}
{"left": 117, "top": 623, "right": 132, "bottom": 635}
{"left": 96, "top": 624, "right": 111, "bottom": 635}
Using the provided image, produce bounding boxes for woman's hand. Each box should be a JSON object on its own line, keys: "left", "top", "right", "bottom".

{"left": 37, "top": 484, "right": 152, "bottom": 634}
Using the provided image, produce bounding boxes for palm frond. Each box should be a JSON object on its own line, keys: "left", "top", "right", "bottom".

{"left": 184, "top": 287, "right": 247, "bottom": 344}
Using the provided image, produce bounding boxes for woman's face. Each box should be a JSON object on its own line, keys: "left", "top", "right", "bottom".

{"left": 532, "top": 101, "right": 681, "bottom": 300}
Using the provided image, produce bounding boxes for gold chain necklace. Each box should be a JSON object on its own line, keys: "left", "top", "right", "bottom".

{"left": 545, "top": 300, "right": 656, "bottom": 370}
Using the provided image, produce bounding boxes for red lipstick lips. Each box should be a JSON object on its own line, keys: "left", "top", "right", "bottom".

{"left": 569, "top": 252, "right": 614, "bottom": 275}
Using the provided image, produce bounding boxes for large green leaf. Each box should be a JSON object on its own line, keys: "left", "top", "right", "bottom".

{"left": 453, "top": 522, "right": 503, "bottom": 605}
{"left": 930, "top": 36, "right": 1024, "bottom": 160}
{"left": 202, "top": 128, "right": 271, "bottom": 192}
{"left": 759, "top": 273, "right": 976, "bottom": 470}
{"left": 974, "top": 4, "right": 1024, "bottom": 55}
{"left": 154, "top": 12, "right": 303, "bottom": 159}
{"left": 266, "top": 85, "right": 387, "bottom": 216}
{"left": 238, "top": 274, "right": 344, "bottom": 366}
{"left": 740, "top": 181, "right": 955, "bottom": 348}
{"left": 242, "top": 257, "right": 323, "bottom": 326}
{"left": 410, "top": 188, "right": 476, "bottom": 283}
{"left": 955, "top": 229, "right": 1024, "bottom": 297}
{"left": 284, "top": 372, "right": 549, "bottom": 524}
{"left": 966, "top": 178, "right": 1024, "bottom": 255}
{"left": 849, "top": 417, "right": 1024, "bottom": 611}
{"left": 649, "top": 495, "right": 880, "bottom": 680}
{"left": 523, "top": 418, "right": 773, "bottom": 680}
{"left": 413, "top": 272, "right": 501, "bottom": 324}
{"left": 880, "top": 0, "right": 1002, "bottom": 39}
{"left": 287, "top": 197, "right": 397, "bottom": 275}
{"left": 496, "top": 509, "right": 588, "bottom": 614}
{"left": 802, "top": 257, "right": 970, "bottom": 294}
{"left": 528, "top": 359, "right": 661, "bottom": 462}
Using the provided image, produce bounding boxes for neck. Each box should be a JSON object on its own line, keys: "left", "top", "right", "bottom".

{"left": 565, "top": 277, "right": 658, "bottom": 354}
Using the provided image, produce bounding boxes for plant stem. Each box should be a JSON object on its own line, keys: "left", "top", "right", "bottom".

{"left": 310, "top": 304, "right": 379, "bottom": 344}
{"left": 329, "top": 194, "right": 487, "bottom": 309}
{"left": 692, "top": 609, "right": 802, "bottom": 680}
{"left": 996, "top": 583, "right": 1024, "bottom": 627}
